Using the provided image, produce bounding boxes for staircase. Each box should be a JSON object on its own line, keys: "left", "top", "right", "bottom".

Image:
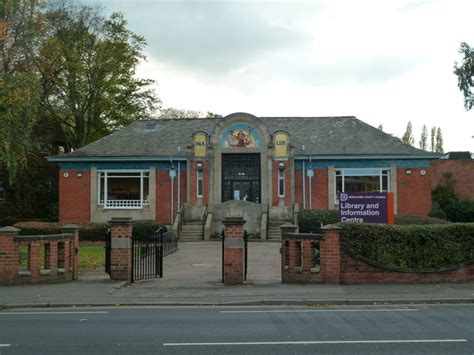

{"left": 267, "top": 220, "right": 290, "bottom": 241}
{"left": 179, "top": 221, "right": 204, "bottom": 241}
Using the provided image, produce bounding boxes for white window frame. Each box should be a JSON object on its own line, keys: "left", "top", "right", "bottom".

{"left": 278, "top": 169, "right": 285, "bottom": 197}
{"left": 197, "top": 170, "right": 203, "bottom": 198}
{"left": 97, "top": 170, "right": 150, "bottom": 209}
{"left": 334, "top": 168, "right": 390, "bottom": 204}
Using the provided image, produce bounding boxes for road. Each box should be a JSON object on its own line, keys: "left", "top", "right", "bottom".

{"left": 0, "top": 305, "right": 473, "bottom": 354}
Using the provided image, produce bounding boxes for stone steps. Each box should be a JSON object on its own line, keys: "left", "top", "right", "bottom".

{"left": 267, "top": 221, "right": 291, "bottom": 241}
{"left": 179, "top": 223, "right": 204, "bottom": 241}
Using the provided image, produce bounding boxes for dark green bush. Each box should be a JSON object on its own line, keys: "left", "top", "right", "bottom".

{"left": 298, "top": 210, "right": 340, "bottom": 233}
{"left": 394, "top": 215, "right": 449, "bottom": 225}
{"left": 341, "top": 223, "right": 474, "bottom": 270}
{"left": 431, "top": 175, "right": 474, "bottom": 223}
{"left": 132, "top": 220, "right": 167, "bottom": 239}
{"left": 0, "top": 216, "right": 19, "bottom": 227}
{"left": 79, "top": 224, "right": 108, "bottom": 241}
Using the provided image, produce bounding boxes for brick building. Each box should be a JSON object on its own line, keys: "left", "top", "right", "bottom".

{"left": 48, "top": 112, "right": 440, "bottom": 236}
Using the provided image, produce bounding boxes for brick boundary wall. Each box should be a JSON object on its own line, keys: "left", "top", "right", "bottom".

{"left": 281, "top": 226, "right": 474, "bottom": 284}
{"left": 0, "top": 225, "right": 79, "bottom": 286}
{"left": 340, "top": 253, "right": 474, "bottom": 284}
{"left": 431, "top": 160, "right": 474, "bottom": 200}
{"left": 281, "top": 224, "right": 341, "bottom": 284}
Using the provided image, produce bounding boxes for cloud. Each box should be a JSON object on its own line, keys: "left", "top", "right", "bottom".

{"left": 103, "top": 1, "right": 317, "bottom": 74}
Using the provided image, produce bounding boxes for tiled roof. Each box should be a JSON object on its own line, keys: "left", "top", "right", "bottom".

{"left": 56, "top": 115, "right": 435, "bottom": 159}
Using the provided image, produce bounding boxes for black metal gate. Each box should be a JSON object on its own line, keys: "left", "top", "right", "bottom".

{"left": 105, "top": 227, "right": 111, "bottom": 275}
{"left": 131, "top": 234, "right": 163, "bottom": 282}
{"left": 221, "top": 229, "right": 248, "bottom": 282}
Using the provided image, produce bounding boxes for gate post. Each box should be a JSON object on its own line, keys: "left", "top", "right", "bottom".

{"left": 109, "top": 217, "right": 133, "bottom": 282}
{"left": 61, "top": 224, "right": 80, "bottom": 280}
{"left": 321, "top": 225, "right": 341, "bottom": 284}
{"left": 222, "top": 216, "right": 246, "bottom": 285}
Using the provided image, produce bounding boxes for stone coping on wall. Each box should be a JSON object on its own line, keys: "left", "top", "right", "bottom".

{"left": 282, "top": 232, "right": 325, "bottom": 240}
{"left": 14, "top": 233, "right": 74, "bottom": 242}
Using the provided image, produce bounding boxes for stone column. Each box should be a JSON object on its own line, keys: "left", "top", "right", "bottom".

{"left": 321, "top": 225, "right": 341, "bottom": 284}
{"left": 0, "top": 226, "right": 20, "bottom": 285}
{"left": 222, "top": 217, "right": 246, "bottom": 285}
{"left": 109, "top": 218, "right": 133, "bottom": 282}
{"left": 61, "top": 224, "right": 80, "bottom": 280}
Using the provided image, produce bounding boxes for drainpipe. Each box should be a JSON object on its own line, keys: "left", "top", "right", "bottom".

{"left": 302, "top": 145, "right": 306, "bottom": 210}
{"left": 302, "top": 160, "right": 306, "bottom": 209}
{"left": 308, "top": 155, "right": 313, "bottom": 210}
{"left": 169, "top": 158, "right": 176, "bottom": 225}
{"left": 177, "top": 147, "right": 181, "bottom": 210}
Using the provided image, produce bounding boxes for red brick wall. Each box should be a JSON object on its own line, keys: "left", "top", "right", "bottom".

{"left": 340, "top": 253, "right": 474, "bottom": 284}
{"left": 272, "top": 161, "right": 291, "bottom": 206}
{"left": 190, "top": 161, "right": 209, "bottom": 206}
{"left": 397, "top": 167, "right": 432, "bottom": 216}
{"left": 59, "top": 170, "right": 91, "bottom": 223}
{"left": 431, "top": 160, "right": 474, "bottom": 199}
{"left": 155, "top": 168, "right": 187, "bottom": 224}
{"left": 294, "top": 168, "right": 328, "bottom": 210}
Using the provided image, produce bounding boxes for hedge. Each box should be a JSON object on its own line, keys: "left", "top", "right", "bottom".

{"left": 298, "top": 210, "right": 449, "bottom": 233}
{"left": 14, "top": 220, "right": 167, "bottom": 241}
{"left": 340, "top": 223, "right": 474, "bottom": 270}
{"left": 298, "top": 210, "right": 340, "bottom": 233}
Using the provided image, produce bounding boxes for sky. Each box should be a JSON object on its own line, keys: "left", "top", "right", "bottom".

{"left": 91, "top": 0, "right": 473, "bottom": 152}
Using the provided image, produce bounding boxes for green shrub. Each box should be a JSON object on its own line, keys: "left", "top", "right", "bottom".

{"left": 431, "top": 174, "right": 474, "bottom": 223}
{"left": 298, "top": 210, "right": 340, "bottom": 233}
{"left": 341, "top": 223, "right": 474, "bottom": 270}
{"left": 0, "top": 216, "right": 19, "bottom": 227}
{"left": 79, "top": 224, "right": 108, "bottom": 241}
{"left": 132, "top": 220, "right": 167, "bottom": 239}
{"left": 394, "top": 215, "right": 449, "bottom": 225}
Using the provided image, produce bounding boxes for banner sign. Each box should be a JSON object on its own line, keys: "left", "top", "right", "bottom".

{"left": 339, "top": 192, "right": 394, "bottom": 224}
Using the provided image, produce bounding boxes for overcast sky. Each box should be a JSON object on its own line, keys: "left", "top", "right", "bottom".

{"left": 92, "top": 0, "right": 473, "bottom": 152}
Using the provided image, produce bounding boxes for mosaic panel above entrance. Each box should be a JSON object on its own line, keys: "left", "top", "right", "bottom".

{"left": 220, "top": 123, "right": 261, "bottom": 148}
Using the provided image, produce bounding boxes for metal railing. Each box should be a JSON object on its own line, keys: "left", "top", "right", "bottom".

{"left": 100, "top": 199, "right": 150, "bottom": 209}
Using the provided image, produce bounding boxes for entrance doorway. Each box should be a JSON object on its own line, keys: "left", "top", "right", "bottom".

{"left": 222, "top": 153, "right": 261, "bottom": 203}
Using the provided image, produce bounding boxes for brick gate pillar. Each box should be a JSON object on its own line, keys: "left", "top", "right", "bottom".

{"left": 109, "top": 218, "right": 133, "bottom": 282}
{"left": 61, "top": 224, "right": 80, "bottom": 280}
{"left": 222, "top": 217, "right": 246, "bottom": 285}
{"left": 0, "top": 226, "right": 20, "bottom": 285}
{"left": 321, "top": 225, "right": 341, "bottom": 284}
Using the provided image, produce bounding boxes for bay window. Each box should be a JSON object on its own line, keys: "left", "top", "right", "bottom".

{"left": 98, "top": 170, "right": 149, "bottom": 209}
{"left": 335, "top": 168, "right": 390, "bottom": 203}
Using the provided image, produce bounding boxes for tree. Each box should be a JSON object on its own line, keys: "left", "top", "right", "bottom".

{"left": 159, "top": 107, "right": 221, "bottom": 119}
{"left": 0, "top": 0, "right": 43, "bottom": 182}
{"left": 401, "top": 121, "right": 415, "bottom": 146}
{"left": 430, "top": 126, "right": 436, "bottom": 152}
{"left": 34, "top": 2, "right": 160, "bottom": 151}
{"left": 454, "top": 42, "right": 474, "bottom": 111}
{"left": 419, "top": 125, "right": 428, "bottom": 150}
{"left": 435, "top": 127, "right": 444, "bottom": 153}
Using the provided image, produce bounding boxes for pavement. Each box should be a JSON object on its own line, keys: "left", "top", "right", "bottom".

{"left": 1, "top": 242, "right": 473, "bottom": 308}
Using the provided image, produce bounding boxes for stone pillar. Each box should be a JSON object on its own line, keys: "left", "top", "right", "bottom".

{"left": 222, "top": 217, "right": 246, "bottom": 285}
{"left": 61, "top": 224, "right": 80, "bottom": 280}
{"left": 0, "top": 226, "right": 20, "bottom": 285}
{"left": 109, "top": 218, "right": 133, "bottom": 282}
{"left": 321, "top": 225, "right": 341, "bottom": 284}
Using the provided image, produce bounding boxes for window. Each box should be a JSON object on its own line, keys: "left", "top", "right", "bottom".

{"left": 278, "top": 169, "right": 285, "bottom": 197}
{"left": 335, "top": 168, "right": 390, "bottom": 203}
{"left": 98, "top": 171, "right": 149, "bottom": 209}
{"left": 197, "top": 170, "right": 203, "bottom": 197}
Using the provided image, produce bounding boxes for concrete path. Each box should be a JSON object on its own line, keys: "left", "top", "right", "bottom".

{"left": 0, "top": 242, "right": 473, "bottom": 308}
